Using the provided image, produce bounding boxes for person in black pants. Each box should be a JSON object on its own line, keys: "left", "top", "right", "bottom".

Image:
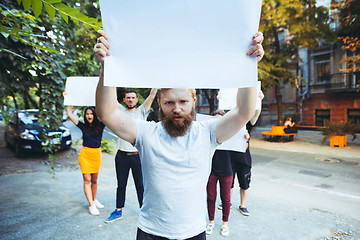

{"left": 105, "top": 88, "right": 157, "bottom": 223}
{"left": 229, "top": 90, "right": 263, "bottom": 216}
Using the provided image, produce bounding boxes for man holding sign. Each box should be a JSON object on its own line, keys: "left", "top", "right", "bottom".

{"left": 105, "top": 88, "right": 157, "bottom": 223}
{"left": 94, "top": 30, "right": 264, "bottom": 239}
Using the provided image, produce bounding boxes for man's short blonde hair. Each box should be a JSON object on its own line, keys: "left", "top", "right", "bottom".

{"left": 157, "top": 89, "right": 196, "bottom": 100}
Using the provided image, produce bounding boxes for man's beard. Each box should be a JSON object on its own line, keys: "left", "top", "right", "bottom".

{"left": 159, "top": 107, "right": 195, "bottom": 137}
{"left": 126, "top": 104, "right": 136, "bottom": 110}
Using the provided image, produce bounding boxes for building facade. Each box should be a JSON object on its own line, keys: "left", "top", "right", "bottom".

{"left": 261, "top": 1, "right": 360, "bottom": 127}
{"left": 299, "top": 43, "right": 360, "bottom": 127}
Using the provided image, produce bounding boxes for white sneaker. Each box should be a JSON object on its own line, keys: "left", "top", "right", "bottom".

{"left": 221, "top": 225, "right": 229, "bottom": 237}
{"left": 206, "top": 224, "right": 214, "bottom": 235}
{"left": 89, "top": 204, "right": 100, "bottom": 215}
{"left": 93, "top": 199, "right": 104, "bottom": 209}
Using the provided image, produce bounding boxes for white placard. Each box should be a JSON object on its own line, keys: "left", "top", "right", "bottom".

{"left": 217, "top": 88, "right": 237, "bottom": 110}
{"left": 256, "top": 81, "right": 262, "bottom": 110}
{"left": 217, "top": 126, "right": 247, "bottom": 152}
{"left": 99, "top": 0, "right": 262, "bottom": 88}
{"left": 196, "top": 113, "right": 247, "bottom": 152}
{"left": 218, "top": 81, "right": 262, "bottom": 110}
{"left": 64, "top": 77, "right": 99, "bottom": 106}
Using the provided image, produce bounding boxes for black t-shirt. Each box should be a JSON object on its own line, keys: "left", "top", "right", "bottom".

{"left": 76, "top": 121, "right": 105, "bottom": 148}
{"left": 230, "top": 148, "right": 252, "bottom": 167}
{"left": 246, "top": 121, "right": 253, "bottom": 134}
{"left": 211, "top": 150, "right": 234, "bottom": 177}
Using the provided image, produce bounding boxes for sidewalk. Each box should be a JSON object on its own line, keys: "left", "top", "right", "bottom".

{"left": 250, "top": 127, "right": 360, "bottom": 160}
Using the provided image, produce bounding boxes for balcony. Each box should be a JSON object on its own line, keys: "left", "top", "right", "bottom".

{"left": 325, "top": 72, "right": 359, "bottom": 93}
{"left": 310, "top": 72, "right": 359, "bottom": 93}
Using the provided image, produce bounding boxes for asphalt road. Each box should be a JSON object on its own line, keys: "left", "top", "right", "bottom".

{"left": 0, "top": 121, "right": 360, "bottom": 240}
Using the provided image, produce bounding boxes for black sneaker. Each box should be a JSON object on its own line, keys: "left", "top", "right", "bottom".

{"left": 239, "top": 207, "right": 250, "bottom": 216}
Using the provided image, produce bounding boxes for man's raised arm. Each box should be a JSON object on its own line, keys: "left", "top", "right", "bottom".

{"left": 94, "top": 30, "right": 137, "bottom": 145}
{"left": 216, "top": 32, "right": 264, "bottom": 144}
{"left": 143, "top": 88, "right": 158, "bottom": 112}
{"left": 216, "top": 87, "right": 257, "bottom": 144}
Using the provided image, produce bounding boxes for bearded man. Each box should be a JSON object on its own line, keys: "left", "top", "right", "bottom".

{"left": 105, "top": 88, "right": 157, "bottom": 223}
{"left": 95, "top": 30, "right": 264, "bottom": 240}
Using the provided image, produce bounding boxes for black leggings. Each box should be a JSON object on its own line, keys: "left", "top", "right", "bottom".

{"left": 136, "top": 228, "right": 206, "bottom": 240}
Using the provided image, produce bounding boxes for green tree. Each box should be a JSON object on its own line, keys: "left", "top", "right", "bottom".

{"left": 0, "top": 0, "right": 102, "bottom": 173}
{"left": 335, "top": 0, "right": 360, "bottom": 38}
{"left": 335, "top": 0, "right": 360, "bottom": 77}
{"left": 1, "top": 0, "right": 102, "bottom": 115}
{"left": 258, "top": 0, "right": 335, "bottom": 125}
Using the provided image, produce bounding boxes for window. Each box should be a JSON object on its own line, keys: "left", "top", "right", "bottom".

{"left": 315, "top": 109, "right": 330, "bottom": 126}
{"left": 355, "top": 71, "right": 360, "bottom": 88}
{"left": 348, "top": 109, "right": 360, "bottom": 125}
{"left": 201, "top": 91, "right": 209, "bottom": 105}
{"left": 314, "top": 54, "right": 330, "bottom": 82}
{"left": 278, "top": 31, "right": 285, "bottom": 45}
{"left": 18, "top": 112, "right": 39, "bottom": 125}
{"left": 11, "top": 113, "right": 17, "bottom": 123}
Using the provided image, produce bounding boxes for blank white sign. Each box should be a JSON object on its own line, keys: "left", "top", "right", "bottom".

{"left": 218, "top": 81, "right": 262, "bottom": 110}
{"left": 64, "top": 77, "right": 99, "bottom": 106}
{"left": 196, "top": 113, "right": 247, "bottom": 152}
{"left": 99, "top": 0, "right": 263, "bottom": 88}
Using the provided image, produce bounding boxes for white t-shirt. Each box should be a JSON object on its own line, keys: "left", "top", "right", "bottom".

{"left": 117, "top": 103, "right": 149, "bottom": 152}
{"left": 135, "top": 119, "right": 219, "bottom": 239}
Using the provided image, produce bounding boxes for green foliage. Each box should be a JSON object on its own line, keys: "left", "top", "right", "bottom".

{"left": 0, "top": 0, "right": 102, "bottom": 176}
{"left": 101, "top": 138, "right": 115, "bottom": 153}
{"left": 258, "top": 0, "right": 336, "bottom": 124}
{"left": 117, "top": 88, "right": 159, "bottom": 111}
{"left": 335, "top": 0, "right": 360, "bottom": 38}
{"left": 321, "top": 122, "right": 360, "bottom": 144}
{"left": 72, "top": 139, "right": 81, "bottom": 146}
{"left": 16, "top": 0, "right": 102, "bottom": 29}
{"left": 1, "top": 0, "right": 102, "bottom": 58}
{"left": 47, "top": 153, "right": 56, "bottom": 177}
{"left": 335, "top": 0, "right": 360, "bottom": 76}
{"left": 0, "top": 7, "right": 58, "bottom": 56}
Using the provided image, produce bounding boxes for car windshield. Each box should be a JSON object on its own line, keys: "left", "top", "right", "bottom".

{"left": 18, "top": 112, "right": 39, "bottom": 124}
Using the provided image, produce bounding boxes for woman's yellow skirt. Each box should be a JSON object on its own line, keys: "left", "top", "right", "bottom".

{"left": 78, "top": 147, "right": 101, "bottom": 174}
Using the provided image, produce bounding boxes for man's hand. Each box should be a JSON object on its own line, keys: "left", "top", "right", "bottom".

{"left": 259, "top": 90, "right": 264, "bottom": 100}
{"left": 244, "top": 130, "right": 250, "bottom": 149}
{"left": 247, "top": 32, "right": 264, "bottom": 62}
{"left": 94, "top": 30, "right": 111, "bottom": 64}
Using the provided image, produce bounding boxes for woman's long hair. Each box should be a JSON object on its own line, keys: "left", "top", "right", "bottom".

{"left": 84, "top": 107, "right": 101, "bottom": 134}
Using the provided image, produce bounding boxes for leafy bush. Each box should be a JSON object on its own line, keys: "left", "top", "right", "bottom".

{"left": 321, "top": 122, "right": 360, "bottom": 144}
{"left": 101, "top": 138, "right": 116, "bottom": 153}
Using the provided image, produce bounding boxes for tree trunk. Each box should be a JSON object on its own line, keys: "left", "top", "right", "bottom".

{"left": 38, "top": 83, "right": 43, "bottom": 109}
{"left": 203, "top": 90, "right": 216, "bottom": 114}
{"left": 272, "top": 26, "right": 284, "bottom": 125}
{"left": 11, "top": 94, "right": 18, "bottom": 110}
{"left": 23, "top": 91, "right": 30, "bottom": 109}
{"left": 275, "top": 83, "right": 284, "bottom": 125}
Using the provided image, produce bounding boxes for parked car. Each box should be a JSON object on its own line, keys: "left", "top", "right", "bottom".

{"left": 4, "top": 109, "right": 72, "bottom": 157}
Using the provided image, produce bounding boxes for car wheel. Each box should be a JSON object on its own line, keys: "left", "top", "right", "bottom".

{"left": 4, "top": 133, "right": 11, "bottom": 149}
{"left": 5, "top": 137, "right": 11, "bottom": 148}
{"left": 15, "top": 142, "right": 24, "bottom": 158}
